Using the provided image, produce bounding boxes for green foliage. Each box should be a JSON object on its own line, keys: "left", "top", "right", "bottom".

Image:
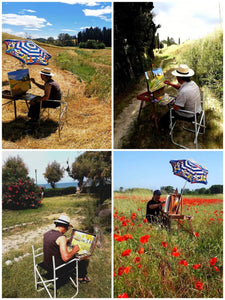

{"left": 43, "top": 186, "right": 76, "bottom": 197}
{"left": 2, "top": 156, "right": 29, "bottom": 184}
{"left": 43, "top": 160, "right": 64, "bottom": 188}
{"left": 176, "top": 28, "right": 223, "bottom": 100}
{"left": 79, "top": 40, "right": 105, "bottom": 49}
{"left": 2, "top": 178, "right": 40, "bottom": 210}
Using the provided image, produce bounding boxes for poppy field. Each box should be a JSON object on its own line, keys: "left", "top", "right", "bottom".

{"left": 114, "top": 191, "right": 223, "bottom": 298}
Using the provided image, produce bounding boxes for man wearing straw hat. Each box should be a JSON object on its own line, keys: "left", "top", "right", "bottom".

{"left": 159, "top": 64, "right": 201, "bottom": 130}
{"left": 27, "top": 67, "right": 62, "bottom": 122}
{"left": 43, "top": 214, "right": 90, "bottom": 286}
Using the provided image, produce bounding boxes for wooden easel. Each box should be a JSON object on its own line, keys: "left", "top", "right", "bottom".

{"left": 162, "top": 192, "right": 195, "bottom": 236}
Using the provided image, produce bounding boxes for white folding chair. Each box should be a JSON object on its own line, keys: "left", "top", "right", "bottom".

{"left": 39, "top": 89, "right": 69, "bottom": 138}
{"left": 169, "top": 91, "right": 206, "bottom": 149}
{"left": 32, "top": 245, "right": 79, "bottom": 298}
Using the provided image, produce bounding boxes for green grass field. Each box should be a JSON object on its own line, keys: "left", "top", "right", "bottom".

{"left": 114, "top": 191, "right": 223, "bottom": 298}
{"left": 2, "top": 194, "right": 111, "bottom": 298}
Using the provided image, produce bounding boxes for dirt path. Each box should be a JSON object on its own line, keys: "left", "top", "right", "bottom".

{"left": 114, "top": 89, "right": 145, "bottom": 148}
{"left": 2, "top": 214, "right": 84, "bottom": 255}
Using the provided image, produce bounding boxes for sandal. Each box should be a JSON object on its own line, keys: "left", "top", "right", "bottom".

{"left": 84, "top": 276, "right": 91, "bottom": 283}
{"left": 78, "top": 278, "right": 87, "bottom": 284}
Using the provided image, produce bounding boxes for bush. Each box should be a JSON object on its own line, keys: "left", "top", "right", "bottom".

{"left": 44, "top": 186, "right": 76, "bottom": 197}
{"left": 2, "top": 178, "right": 41, "bottom": 210}
{"left": 79, "top": 40, "right": 105, "bottom": 49}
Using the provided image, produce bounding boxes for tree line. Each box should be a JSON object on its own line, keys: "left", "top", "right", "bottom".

{"left": 34, "top": 26, "right": 111, "bottom": 48}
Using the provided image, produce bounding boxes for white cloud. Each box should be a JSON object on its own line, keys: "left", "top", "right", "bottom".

{"left": 83, "top": 5, "right": 111, "bottom": 21}
{"left": 60, "top": 1, "right": 101, "bottom": 6}
{"left": 153, "top": 0, "right": 223, "bottom": 43}
{"left": 2, "top": 14, "right": 49, "bottom": 29}
{"left": 19, "top": 9, "right": 36, "bottom": 14}
{"left": 61, "top": 28, "right": 77, "bottom": 32}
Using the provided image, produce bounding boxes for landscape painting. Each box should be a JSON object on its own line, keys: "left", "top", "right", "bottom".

{"left": 8, "top": 68, "right": 31, "bottom": 97}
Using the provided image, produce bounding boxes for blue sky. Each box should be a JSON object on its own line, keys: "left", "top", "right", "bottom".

{"left": 2, "top": 150, "right": 85, "bottom": 184}
{"left": 153, "top": 0, "right": 223, "bottom": 43}
{"left": 2, "top": 1, "right": 112, "bottom": 39}
{"left": 114, "top": 151, "right": 223, "bottom": 192}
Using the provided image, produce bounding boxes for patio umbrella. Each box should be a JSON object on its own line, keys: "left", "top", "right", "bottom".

{"left": 170, "top": 159, "right": 208, "bottom": 193}
{"left": 4, "top": 39, "right": 51, "bottom": 65}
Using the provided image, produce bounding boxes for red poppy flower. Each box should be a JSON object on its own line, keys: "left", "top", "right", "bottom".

{"left": 138, "top": 247, "right": 144, "bottom": 254}
{"left": 118, "top": 267, "right": 125, "bottom": 276}
{"left": 171, "top": 251, "right": 180, "bottom": 257}
{"left": 172, "top": 247, "right": 177, "bottom": 252}
{"left": 213, "top": 266, "right": 219, "bottom": 272}
{"left": 139, "top": 235, "right": 150, "bottom": 243}
{"left": 123, "top": 266, "right": 131, "bottom": 274}
{"left": 121, "top": 249, "right": 131, "bottom": 257}
{"left": 137, "top": 264, "right": 141, "bottom": 268}
{"left": 192, "top": 264, "right": 201, "bottom": 270}
{"left": 161, "top": 241, "right": 168, "bottom": 248}
{"left": 134, "top": 257, "right": 140, "bottom": 263}
{"left": 144, "top": 218, "right": 147, "bottom": 223}
{"left": 194, "top": 232, "right": 199, "bottom": 237}
{"left": 209, "top": 257, "right": 217, "bottom": 266}
{"left": 118, "top": 292, "right": 129, "bottom": 298}
{"left": 179, "top": 259, "right": 188, "bottom": 266}
{"left": 195, "top": 281, "right": 203, "bottom": 291}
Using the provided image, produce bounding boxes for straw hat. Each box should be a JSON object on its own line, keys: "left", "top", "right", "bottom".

{"left": 54, "top": 215, "right": 73, "bottom": 227}
{"left": 40, "top": 67, "right": 54, "bottom": 76}
{"left": 172, "top": 64, "right": 194, "bottom": 77}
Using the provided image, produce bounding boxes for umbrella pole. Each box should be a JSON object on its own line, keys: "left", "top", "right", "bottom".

{"left": 181, "top": 180, "right": 187, "bottom": 196}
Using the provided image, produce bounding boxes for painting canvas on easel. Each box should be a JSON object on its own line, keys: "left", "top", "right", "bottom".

{"left": 164, "top": 194, "right": 181, "bottom": 214}
{"left": 8, "top": 69, "right": 31, "bottom": 97}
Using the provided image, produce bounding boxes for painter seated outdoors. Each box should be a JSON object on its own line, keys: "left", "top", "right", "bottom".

{"left": 27, "top": 67, "right": 62, "bottom": 123}
{"left": 158, "top": 64, "right": 201, "bottom": 131}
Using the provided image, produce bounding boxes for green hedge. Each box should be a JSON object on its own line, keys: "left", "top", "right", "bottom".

{"left": 43, "top": 186, "right": 76, "bottom": 197}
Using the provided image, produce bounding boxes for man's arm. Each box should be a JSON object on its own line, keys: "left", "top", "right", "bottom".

{"left": 164, "top": 79, "right": 181, "bottom": 90}
{"left": 148, "top": 201, "right": 165, "bottom": 209}
{"left": 30, "top": 78, "right": 45, "bottom": 90}
{"left": 56, "top": 235, "right": 80, "bottom": 262}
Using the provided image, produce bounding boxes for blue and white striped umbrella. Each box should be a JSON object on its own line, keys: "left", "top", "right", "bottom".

{"left": 170, "top": 159, "right": 208, "bottom": 184}
{"left": 4, "top": 39, "right": 51, "bottom": 65}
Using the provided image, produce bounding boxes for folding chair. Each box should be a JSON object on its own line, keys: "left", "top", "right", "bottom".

{"left": 32, "top": 245, "right": 79, "bottom": 298}
{"left": 169, "top": 91, "right": 206, "bottom": 149}
{"left": 39, "top": 89, "right": 69, "bottom": 138}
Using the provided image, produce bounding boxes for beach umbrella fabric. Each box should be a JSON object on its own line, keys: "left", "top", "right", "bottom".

{"left": 4, "top": 39, "right": 51, "bottom": 65}
{"left": 170, "top": 159, "right": 208, "bottom": 184}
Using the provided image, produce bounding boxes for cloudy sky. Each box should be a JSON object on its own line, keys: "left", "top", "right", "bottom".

{"left": 153, "top": 0, "right": 223, "bottom": 43}
{"left": 2, "top": 1, "right": 112, "bottom": 39}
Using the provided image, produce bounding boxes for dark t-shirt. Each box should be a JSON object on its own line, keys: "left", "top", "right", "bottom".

{"left": 146, "top": 198, "right": 162, "bottom": 217}
{"left": 43, "top": 229, "right": 64, "bottom": 269}
{"left": 46, "top": 79, "right": 61, "bottom": 100}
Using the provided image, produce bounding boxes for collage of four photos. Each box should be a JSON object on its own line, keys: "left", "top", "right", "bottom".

{"left": 1, "top": 0, "right": 223, "bottom": 298}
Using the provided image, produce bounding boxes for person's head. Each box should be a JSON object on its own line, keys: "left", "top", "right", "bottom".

{"left": 153, "top": 190, "right": 161, "bottom": 201}
{"left": 40, "top": 67, "right": 54, "bottom": 81}
{"left": 172, "top": 64, "right": 194, "bottom": 83}
{"left": 54, "top": 214, "right": 72, "bottom": 233}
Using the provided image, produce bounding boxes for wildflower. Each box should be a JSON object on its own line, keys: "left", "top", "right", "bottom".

{"left": 118, "top": 292, "right": 129, "bottom": 298}
{"left": 171, "top": 251, "right": 180, "bottom": 257}
{"left": 172, "top": 247, "right": 177, "bottom": 252}
{"left": 161, "top": 241, "right": 168, "bottom": 248}
{"left": 124, "top": 234, "right": 133, "bottom": 240}
{"left": 139, "top": 235, "right": 150, "bottom": 243}
{"left": 134, "top": 257, "right": 140, "bottom": 263}
{"left": 137, "top": 264, "right": 141, "bottom": 268}
{"left": 138, "top": 247, "right": 144, "bottom": 254}
{"left": 123, "top": 266, "right": 131, "bottom": 274}
{"left": 118, "top": 267, "right": 125, "bottom": 276}
{"left": 213, "top": 266, "right": 219, "bottom": 272}
{"left": 195, "top": 281, "right": 203, "bottom": 291}
{"left": 192, "top": 264, "right": 201, "bottom": 270}
{"left": 209, "top": 257, "right": 217, "bottom": 266}
{"left": 121, "top": 249, "right": 131, "bottom": 257}
{"left": 144, "top": 218, "right": 147, "bottom": 223}
{"left": 194, "top": 232, "right": 199, "bottom": 237}
{"left": 179, "top": 259, "right": 188, "bottom": 266}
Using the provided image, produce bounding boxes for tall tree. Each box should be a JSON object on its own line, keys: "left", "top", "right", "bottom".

{"left": 114, "top": 2, "right": 158, "bottom": 95}
{"left": 68, "top": 151, "right": 111, "bottom": 204}
{"left": 2, "top": 156, "right": 29, "bottom": 184}
{"left": 44, "top": 161, "right": 64, "bottom": 188}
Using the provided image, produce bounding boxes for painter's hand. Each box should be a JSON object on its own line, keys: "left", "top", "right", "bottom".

{"left": 30, "top": 78, "right": 35, "bottom": 84}
{"left": 164, "top": 79, "right": 171, "bottom": 85}
{"left": 74, "top": 245, "right": 80, "bottom": 253}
